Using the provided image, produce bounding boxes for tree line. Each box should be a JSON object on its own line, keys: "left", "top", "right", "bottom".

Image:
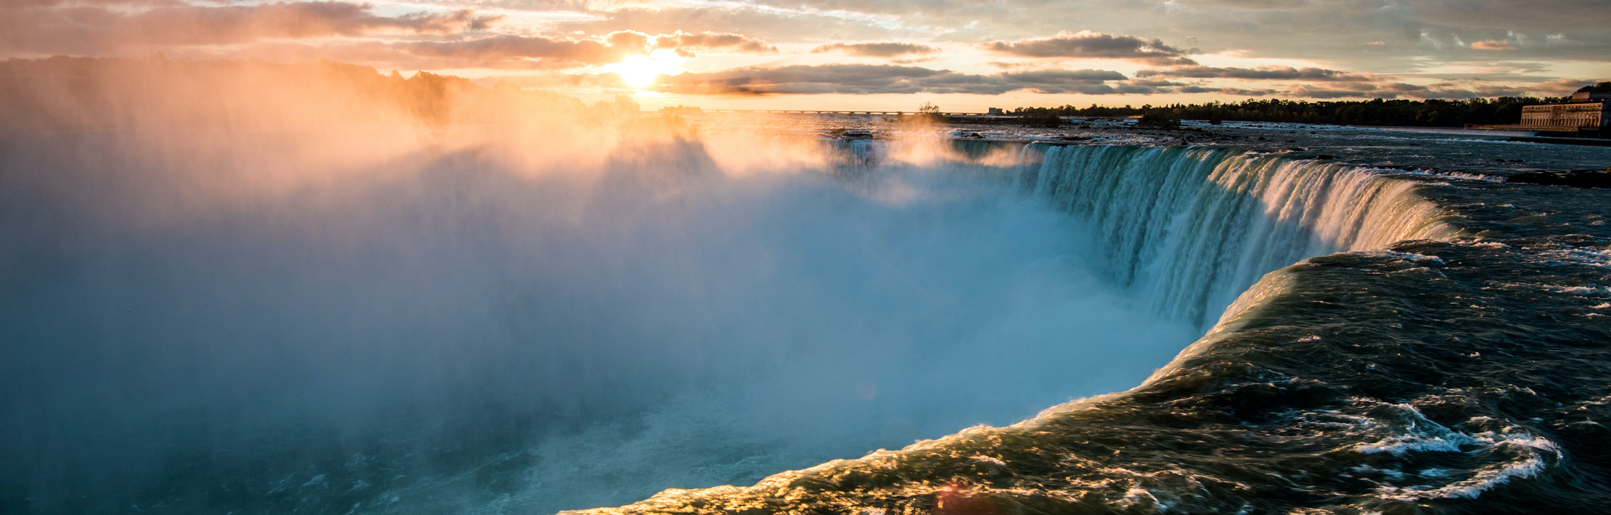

{"left": 1004, "top": 83, "right": 1611, "bottom": 127}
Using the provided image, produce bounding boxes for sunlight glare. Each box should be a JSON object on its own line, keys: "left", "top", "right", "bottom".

{"left": 607, "top": 49, "right": 685, "bottom": 89}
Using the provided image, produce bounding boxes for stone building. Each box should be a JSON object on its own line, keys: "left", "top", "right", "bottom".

{"left": 1519, "top": 91, "right": 1611, "bottom": 130}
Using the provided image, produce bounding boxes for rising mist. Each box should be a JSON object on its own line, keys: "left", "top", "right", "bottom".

{"left": 0, "top": 59, "right": 1198, "bottom": 513}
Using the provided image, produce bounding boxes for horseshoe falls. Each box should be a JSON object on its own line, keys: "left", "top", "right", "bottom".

{"left": 4, "top": 128, "right": 1611, "bottom": 515}
{"left": 1016, "top": 143, "right": 1453, "bottom": 327}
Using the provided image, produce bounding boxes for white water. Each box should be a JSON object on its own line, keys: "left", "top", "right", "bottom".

{"left": 1021, "top": 144, "right": 1455, "bottom": 327}
{"left": 0, "top": 133, "right": 1455, "bottom": 513}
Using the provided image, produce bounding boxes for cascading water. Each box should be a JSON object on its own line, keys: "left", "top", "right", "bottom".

{"left": 580, "top": 136, "right": 1611, "bottom": 514}
{"left": 6, "top": 124, "right": 1609, "bottom": 515}
{"left": 1014, "top": 143, "right": 1457, "bottom": 326}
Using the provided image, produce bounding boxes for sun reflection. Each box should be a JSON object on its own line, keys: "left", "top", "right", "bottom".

{"left": 606, "top": 49, "right": 685, "bottom": 89}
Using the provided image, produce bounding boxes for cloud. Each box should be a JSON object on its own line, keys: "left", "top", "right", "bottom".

{"left": 1469, "top": 40, "right": 1516, "bottom": 50}
{"left": 647, "top": 64, "right": 1135, "bottom": 95}
{"left": 0, "top": 1, "right": 500, "bottom": 54}
{"left": 641, "top": 64, "right": 1296, "bottom": 96}
{"left": 550, "top": 6, "right": 904, "bottom": 45}
{"left": 812, "top": 42, "right": 940, "bottom": 58}
{"left": 164, "top": 28, "right": 777, "bottom": 71}
{"left": 1398, "top": 0, "right": 1609, "bottom": 31}
{"left": 1282, "top": 82, "right": 1396, "bottom": 99}
{"left": 984, "top": 30, "right": 1198, "bottom": 64}
{"left": 1533, "top": 78, "right": 1598, "bottom": 97}
{"left": 1281, "top": 80, "right": 1532, "bottom": 100}
{"left": 1136, "top": 65, "right": 1375, "bottom": 81}
{"left": 395, "top": 30, "right": 776, "bottom": 67}
{"left": 404, "top": 35, "right": 630, "bottom": 65}
{"left": 1193, "top": 0, "right": 1310, "bottom": 10}
{"left": 653, "top": 31, "right": 778, "bottom": 55}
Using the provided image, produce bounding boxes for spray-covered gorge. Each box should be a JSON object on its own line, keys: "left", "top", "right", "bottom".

{"left": 4, "top": 129, "right": 1610, "bottom": 515}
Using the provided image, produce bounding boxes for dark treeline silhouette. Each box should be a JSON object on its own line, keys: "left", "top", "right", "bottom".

{"left": 1006, "top": 85, "right": 1610, "bottom": 127}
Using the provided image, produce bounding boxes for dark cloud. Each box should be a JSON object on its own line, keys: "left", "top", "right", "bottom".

{"left": 1208, "top": 87, "right": 1279, "bottom": 96}
{"left": 0, "top": 1, "right": 500, "bottom": 54}
{"left": 652, "top": 64, "right": 961, "bottom": 95}
{"left": 1534, "top": 78, "right": 1599, "bottom": 97}
{"left": 812, "top": 42, "right": 941, "bottom": 58}
{"left": 985, "top": 30, "right": 1198, "bottom": 64}
{"left": 645, "top": 64, "right": 1181, "bottom": 95}
{"left": 405, "top": 35, "right": 629, "bottom": 65}
{"left": 654, "top": 31, "right": 778, "bottom": 54}
{"left": 1398, "top": 0, "right": 1610, "bottom": 30}
{"left": 1136, "top": 65, "right": 1375, "bottom": 81}
{"left": 1283, "top": 81, "right": 1532, "bottom": 100}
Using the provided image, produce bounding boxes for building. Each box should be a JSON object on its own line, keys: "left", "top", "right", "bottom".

{"left": 1519, "top": 91, "right": 1611, "bottom": 130}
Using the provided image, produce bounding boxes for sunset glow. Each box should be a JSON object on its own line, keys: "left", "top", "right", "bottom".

{"left": 605, "top": 49, "right": 686, "bottom": 89}
{"left": 5, "top": 0, "right": 1604, "bottom": 111}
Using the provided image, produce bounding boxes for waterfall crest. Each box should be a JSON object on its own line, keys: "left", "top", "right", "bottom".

{"left": 1015, "top": 144, "right": 1455, "bottom": 326}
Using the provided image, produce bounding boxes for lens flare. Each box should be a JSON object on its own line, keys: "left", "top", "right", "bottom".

{"left": 606, "top": 49, "right": 685, "bottom": 89}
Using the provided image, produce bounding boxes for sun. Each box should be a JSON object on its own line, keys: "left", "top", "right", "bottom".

{"left": 606, "top": 49, "right": 686, "bottom": 89}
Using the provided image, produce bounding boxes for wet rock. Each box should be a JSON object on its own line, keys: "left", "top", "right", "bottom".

{"left": 1507, "top": 168, "right": 1611, "bottom": 189}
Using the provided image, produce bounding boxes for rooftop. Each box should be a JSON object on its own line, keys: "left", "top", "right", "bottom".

{"left": 1570, "top": 91, "right": 1611, "bottom": 102}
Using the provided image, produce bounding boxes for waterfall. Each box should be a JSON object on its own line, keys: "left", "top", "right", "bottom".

{"left": 1, "top": 130, "right": 1465, "bottom": 513}
{"left": 1017, "top": 144, "right": 1456, "bottom": 326}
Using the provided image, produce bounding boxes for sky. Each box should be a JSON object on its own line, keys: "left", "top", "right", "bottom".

{"left": 4, "top": 0, "right": 1609, "bottom": 111}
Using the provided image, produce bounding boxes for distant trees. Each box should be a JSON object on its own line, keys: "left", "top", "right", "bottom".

{"left": 1136, "top": 111, "right": 1180, "bottom": 128}
{"left": 1011, "top": 103, "right": 1140, "bottom": 118}
{"left": 1007, "top": 96, "right": 1570, "bottom": 128}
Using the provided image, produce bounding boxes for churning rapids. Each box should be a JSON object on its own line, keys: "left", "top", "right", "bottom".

{"left": 4, "top": 122, "right": 1611, "bottom": 515}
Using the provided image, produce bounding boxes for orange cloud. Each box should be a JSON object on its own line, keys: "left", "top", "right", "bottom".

{"left": 812, "top": 42, "right": 939, "bottom": 58}
{"left": 1, "top": 1, "right": 501, "bottom": 54}
{"left": 1470, "top": 40, "right": 1516, "bottom": 50}
{"left": 653, "top": 31, "right": 777, "bottom": 55}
